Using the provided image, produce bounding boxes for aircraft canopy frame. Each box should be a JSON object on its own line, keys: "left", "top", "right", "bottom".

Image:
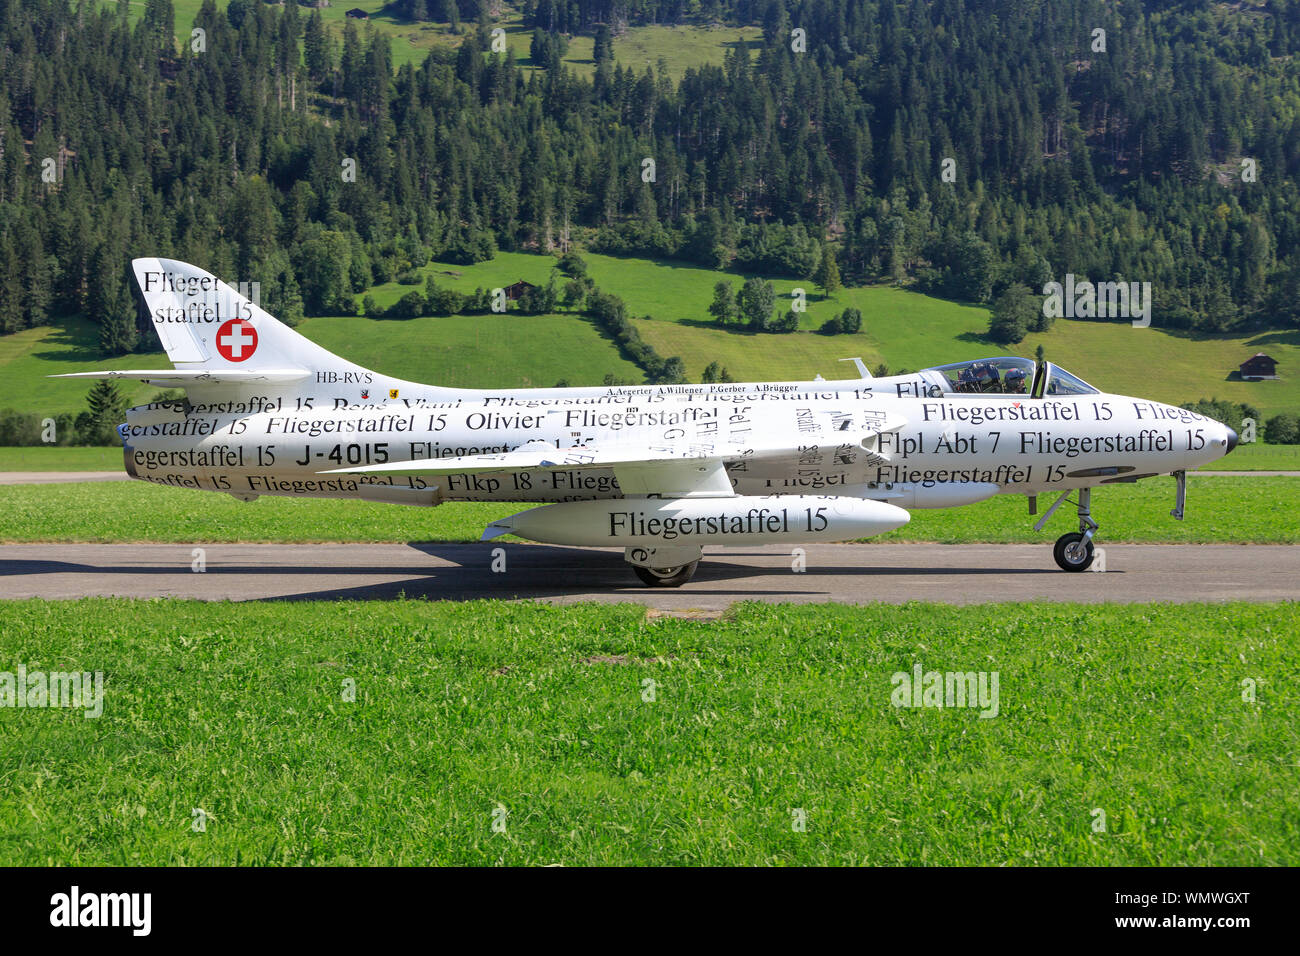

{"left": 921, "top": 357, "right": 1099, "bottom": 398}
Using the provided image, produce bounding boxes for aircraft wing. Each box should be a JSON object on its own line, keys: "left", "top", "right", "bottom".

{"left": 323, "top": 440, "right": 739, "bottom": 497}
{"left": 322, "top": 404, "right": 906, "bottom": 498}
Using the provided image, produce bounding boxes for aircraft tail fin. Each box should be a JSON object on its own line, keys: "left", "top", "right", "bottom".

{"left": 50, "top": 258, "right": 379, "bottom": 394}
{"left": 127, "top": 257, "right": 363, "bottom": 377}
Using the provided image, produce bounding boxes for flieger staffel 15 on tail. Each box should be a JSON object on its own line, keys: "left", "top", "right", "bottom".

{"left": 51, "top": 257, "right": 1237, "bottom": 586}
{"left": 51, "top": 258, "right": 380, "bottom": 390}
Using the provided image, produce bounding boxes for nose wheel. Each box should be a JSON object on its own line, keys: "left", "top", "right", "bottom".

{"left": 1053, "top": 532, "right": 1095, "bottom": 572}
{"left": 1035, "top": 488, "right": 1099, "bottom": 572}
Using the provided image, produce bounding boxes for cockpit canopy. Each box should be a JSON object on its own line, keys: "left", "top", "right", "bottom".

{"left": 927, "top": 356, "right": 1035, "bottom": 394}
{"left": 922, "top": 357, "right": 1098, "bottom": 397}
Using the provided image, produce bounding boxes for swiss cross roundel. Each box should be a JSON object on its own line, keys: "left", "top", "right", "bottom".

{"left": 215, "top": 319, "right": 258, "bottom": 362}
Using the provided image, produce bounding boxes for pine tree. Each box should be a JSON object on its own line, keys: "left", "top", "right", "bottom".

{"left": 85, "top": 379, "right": 128, "bottom": 444}
{"left": 814, "top": 244, "right": 841, "bottom": 295}
{"left": 304, "top": 13, "right": 332, "bottom": 83}
{"left": 593, "top": 25, "right": 613, "bottom": 67}
{"left": 0, "top": 233, "right": 23, "bottom": 334}
{"left": 91, "top": 255, "right": 139, "bottom": 356}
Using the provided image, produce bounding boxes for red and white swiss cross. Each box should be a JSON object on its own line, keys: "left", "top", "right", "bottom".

{"left": 215, "top": 319, "right": 258, "bottom": 362}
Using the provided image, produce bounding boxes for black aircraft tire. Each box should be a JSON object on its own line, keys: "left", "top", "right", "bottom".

{"left": 632, "top": 561, "right": 699, "bottom": 588}
{"left": 1053, "top": 533, "right": 1095, "bottom": 572}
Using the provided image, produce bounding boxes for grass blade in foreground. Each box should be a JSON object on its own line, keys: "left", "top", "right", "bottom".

{"left": 0, "top": 599, "right": 1294, "bottom": 866}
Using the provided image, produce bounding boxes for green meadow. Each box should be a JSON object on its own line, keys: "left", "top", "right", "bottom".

{"left": 0, "top": 315, "right": 173, "bottom": 415}
{"left": 1, "top": 599, "right": 1295, "bottom": 865}
{"left": 17, "top": 250, "right": 1298, "bottom": 420}
{"left": 0, "top": 447, "right": 124, "bottom": 470}
{"left": 1195, "top": 441, "right": 1300, "bottom": 470}
{"left": 0, "top": 475, "right": 1292, "bottom": 544}
{"left": 348, "top": 249, "right": 1300, "bottom": 416}
{"left": 113, "top": 0, "right": 763, "bottom": 74}
{"left": 374, "top": 250, "right": 1300, "bottom": 415}
{"left": 15, "top": 251, "right": 1294, "bottom": 418}
{"left": 306, "top": 311, "right": 644, "bottom": 390}
{"left": 6, "top": 249, "right": 1297, "bottom": 418}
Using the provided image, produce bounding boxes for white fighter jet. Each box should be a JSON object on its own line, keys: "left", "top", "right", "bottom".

{"left": 55, "top": 259, "right": 1239, "bottom": 586}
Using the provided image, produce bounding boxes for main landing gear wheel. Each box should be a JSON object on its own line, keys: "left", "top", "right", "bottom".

{"left": 632, "top": 561, "right": 699, "bottom": 588}
{"left": 1053, "top": 532, "right": 1095, "bottom": 572}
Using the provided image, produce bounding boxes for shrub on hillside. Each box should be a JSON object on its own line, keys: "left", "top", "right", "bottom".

{"left": 1265, "top": 413, "right": 1300, "bottom": 444}
{"left": 1180, "top": 398, "right": 1260, "bottom": 432}
{"left": 387, "top": 291, "right": 426, "bottom": 319}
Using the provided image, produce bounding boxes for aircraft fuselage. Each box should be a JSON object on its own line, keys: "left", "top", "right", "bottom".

{"left": 121, "top": 377, "right": 1231, "bottom": 506}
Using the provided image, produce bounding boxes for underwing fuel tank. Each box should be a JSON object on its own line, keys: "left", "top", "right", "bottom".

{"left": 482, "top": 495, "right": 911, "bottom": 547}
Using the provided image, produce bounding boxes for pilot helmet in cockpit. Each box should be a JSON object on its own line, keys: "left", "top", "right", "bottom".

{"left": 972, "top": 363, "right": 1000, "bottom": 391}
{"left": 958, "top": 364, "right": 996, "bottom": 392}
{"left": 1004, "top": 367, "right": 1027, "bottom": 393}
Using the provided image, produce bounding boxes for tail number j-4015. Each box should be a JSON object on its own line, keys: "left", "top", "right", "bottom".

{"left": 294, "top": 443, "right": 391, "bottom": 467}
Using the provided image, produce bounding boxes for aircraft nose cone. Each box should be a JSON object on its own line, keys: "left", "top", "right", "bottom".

{"left": 1225, "top": 427, "right": 1239, "bottom": 454}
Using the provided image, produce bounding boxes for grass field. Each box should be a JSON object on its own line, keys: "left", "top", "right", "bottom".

{"left": 304, "top": 311, "right": 645, "bottom": 389}
{"left": 112, "top": 0, "right": 763, "bottom": 74}
{"left": 0, "top": 598, "right": 1294, "bottom": 865}
{"left": 6, "top": 249, "right": 1298, "bottom": 418}
{"left": 0, "top": 315, "right": 173, "bottom": 415}
{"left": 1196, "top": 442, "right": 1300, "bottom": 470}
{"left": 0, "top": 447, "right": 124, "bottom": 470}
{"left": 2, "top": 300, "right": 645, "bottom": 417}
{"left": 266, "top": 249, "right": 1300, "bottom": 417}
{"left": 576, "top": 251, "right": 1299, "bottom": 418}
{"left": 0, "top": 475, "right": 1293, "bottom": 544}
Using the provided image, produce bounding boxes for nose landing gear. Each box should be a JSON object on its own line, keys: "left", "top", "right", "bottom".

{"left": 1035, "top": 487, "right": 1098, "bottom": 572}
{"left": 1052, "top": 531, "right": 1095, "bottom": 572}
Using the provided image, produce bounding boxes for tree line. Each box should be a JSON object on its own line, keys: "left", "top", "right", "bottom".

{"left": 2, "top": 0, "right": 1300, "bottom": 361}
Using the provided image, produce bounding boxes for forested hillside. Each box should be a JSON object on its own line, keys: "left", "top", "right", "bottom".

{"left": 1, "top": 0, "right": 1299, "bottom": 351}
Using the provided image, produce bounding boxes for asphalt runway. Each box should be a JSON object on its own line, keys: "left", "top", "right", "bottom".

{"left": 3, "top": 471, "right": 1298, "bottom": 485}
{"left": 0, "top": 542, "right": 1295, "bottom": 608}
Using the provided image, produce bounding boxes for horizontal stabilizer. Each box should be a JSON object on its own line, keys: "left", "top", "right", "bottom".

{"left": 49, "top": 368, "right": 312, "bottom": 386}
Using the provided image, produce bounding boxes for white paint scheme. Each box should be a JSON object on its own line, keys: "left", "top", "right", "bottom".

{"left": 52, "top": 259, "right": 1239, "bottom": 583}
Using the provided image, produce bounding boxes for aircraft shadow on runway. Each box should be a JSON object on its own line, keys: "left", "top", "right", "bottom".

{"left": 0, "top": 543, "right": 1067, "bottom": 603}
